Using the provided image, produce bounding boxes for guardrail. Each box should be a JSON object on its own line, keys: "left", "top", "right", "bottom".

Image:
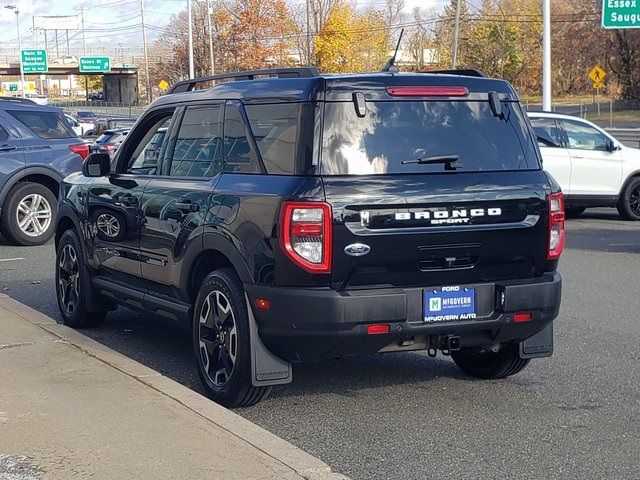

{"left": 50, "top": 100, "right": 147, "bottom": 118}
{"left": 606, "top": 128, "right": 640, "bottom": 149}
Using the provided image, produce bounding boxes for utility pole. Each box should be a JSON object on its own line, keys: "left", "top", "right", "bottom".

{"left": 140, "top": 0, "right": 151, "bottom": 103}
{"left": 206, "top": 0, "right": 215, "bottom": 76}
{"left": 187, "top": 0, "right": 195, "bottom": 78}
{"left": 542, "top": 0, "right": 552, "bottom": 111}
{"left": 451, "top": 0, "right": 462, "bottom": 69}
{"left": 305, "top": 0, "right": 311, "bottom": 65}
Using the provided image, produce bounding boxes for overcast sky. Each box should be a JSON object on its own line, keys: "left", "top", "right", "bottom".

{"left": 0, "top": 0, "right": 450, "bottom": 49}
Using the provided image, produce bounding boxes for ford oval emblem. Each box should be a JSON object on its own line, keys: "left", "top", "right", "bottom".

{"left": 344, "top": 243, "right": 371, "bottom": 257}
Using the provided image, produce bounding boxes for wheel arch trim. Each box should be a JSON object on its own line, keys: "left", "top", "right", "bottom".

{"left": 0, "top": 166, "right": 63, "bottom": 209}
{"left": 620, "top": 170, "right": 640, "bottom": 197}
{"left": 187, "top": 232, "right": 254, "bottom": 298}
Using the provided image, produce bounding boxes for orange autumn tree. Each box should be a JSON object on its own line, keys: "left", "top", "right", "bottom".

{"left": 227, "top": 0, "right": 297, "bottom": 70}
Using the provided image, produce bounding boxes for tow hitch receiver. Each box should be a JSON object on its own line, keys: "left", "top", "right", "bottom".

{"left": 434, "top": 335, "right": 462, "bottom": 356}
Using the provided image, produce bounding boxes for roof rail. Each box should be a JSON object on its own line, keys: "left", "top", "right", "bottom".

{"left": 0, "top": 96, "right": 37, "bottom": 105}
{"left": 427, "top": 69, "right": 487, "bottom": 78}
{"left": 169, "top": 67, "right": 320, "bottom": 94}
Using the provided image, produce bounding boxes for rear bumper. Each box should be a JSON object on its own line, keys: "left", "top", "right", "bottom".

{"left": 245, "top": 272, "right": 562, "bottom": 363}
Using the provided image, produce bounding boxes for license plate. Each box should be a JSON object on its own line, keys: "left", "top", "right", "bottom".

{"left": 424, "top": 286, "right": 476, "bottom": 322}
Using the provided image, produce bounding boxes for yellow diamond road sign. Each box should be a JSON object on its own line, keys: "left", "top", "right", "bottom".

{"left": 588, "top": 66, "right": 606, "bottom": 83}
{"left": 158, "top": 79, "right": 169, "bottom": 90}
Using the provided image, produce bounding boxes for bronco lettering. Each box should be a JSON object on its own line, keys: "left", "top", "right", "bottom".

{"left": 394, "top": 208, "right": 502, "bottom": 223}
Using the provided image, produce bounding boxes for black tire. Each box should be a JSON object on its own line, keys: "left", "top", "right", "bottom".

{"left": 451, "top": 343, "right": 530, "bottom": 379}
{"left": 565, "top": 206, "right": 586, "bottom": 218}
{"left": 0, "top": 182, "right": 58, "bottom": 246}
{"left": 617, "top": 177, "right": 640, "bottom": 221}
{"left": 193, "top": 269, "right": 271, "bottom": 408}
{"left": 55, "top": 229, "right": 107, "bottom": 328}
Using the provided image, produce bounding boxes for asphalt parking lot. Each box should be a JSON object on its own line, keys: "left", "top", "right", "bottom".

{"left": 1, "top": 208, "right": 639, "bottom": 480}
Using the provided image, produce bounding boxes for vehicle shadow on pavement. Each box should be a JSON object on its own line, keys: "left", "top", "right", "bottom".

{"left": 270, "top": 353, "right": 467, "bottom": 401}
{"left": 0, "top": 232, "right": 468, "bottom": 402}
{"left": 69, "top": 307, "right": 468, "bottom": 400}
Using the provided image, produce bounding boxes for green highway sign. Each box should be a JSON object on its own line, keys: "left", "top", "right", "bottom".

{"left": 20, "top": 50, "right": 48, "bottom": 74}
{"left": 79, "top": 57, "right": 111, "bottom": 73}
{"left": 9, "top": 83, "right": 18, "bottom": 92}
{"left": 602, "top": 0, "right": 640, "bottom": 29}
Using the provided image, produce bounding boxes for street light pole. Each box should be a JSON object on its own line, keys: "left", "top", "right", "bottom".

{"left": 187, "top": 0, "right": 195, "bottom": 78}
{"left": 542, "top": 0, "right": 551, "bottom": 111}
{"left": 5, "top": 5, "right": 25, "bottom": 97}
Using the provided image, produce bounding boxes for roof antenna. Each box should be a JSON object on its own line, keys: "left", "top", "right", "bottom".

{"left": 381, "top": 28, "right": 404, "bottom": 73}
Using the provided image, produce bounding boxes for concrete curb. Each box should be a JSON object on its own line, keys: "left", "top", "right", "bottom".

{"left": 0, "top": 294, "right": 349, "bottom": 480}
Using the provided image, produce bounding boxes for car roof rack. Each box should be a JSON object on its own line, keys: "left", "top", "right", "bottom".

{"left": 427, "top": 69, "right": 487, "bottom": 78}
{"left": 169, "top": 67, "right": 320, "bottom": 94}
{"left": 0, "top": 96, "right": 37, "bottom": 105}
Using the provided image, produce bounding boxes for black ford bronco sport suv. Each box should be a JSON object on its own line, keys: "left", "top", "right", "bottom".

{"left": 55, "top": 68, "right": 563, "bottom": 407}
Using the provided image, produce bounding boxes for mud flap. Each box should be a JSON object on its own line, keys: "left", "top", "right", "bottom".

{"left": 246, "top": 295, "right": 292, "bottom": 387}
{"left": 519, "top": 322, "right": 554, "bottom": 359}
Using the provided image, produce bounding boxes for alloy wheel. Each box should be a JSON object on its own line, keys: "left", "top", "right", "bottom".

{"left": 198, "top": 290, "right": 237, "bottom": 387}
{"left": 629, "top": 185, "right": 640, "bottom": 216}
{"left": 16, "top": 193, "right": 52, "bottom": 237}
{"left": 58, "top": 244, "right": 80, "bottom": 314}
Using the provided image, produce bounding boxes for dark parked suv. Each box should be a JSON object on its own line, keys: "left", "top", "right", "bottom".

{"left": 0, "top": 97, "right": 88, "bottom": 246}
{"left": 54, "top": 68, "right": 564, "bottom": 407}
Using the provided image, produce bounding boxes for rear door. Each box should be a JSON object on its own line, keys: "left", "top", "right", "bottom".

{"left": 0, "top": 118, "right": 25, "bottom": 187}
{"left": 320, "top": 98, "right": 551, "bottom": 291}
{"left": 529, "top": 116, "right": 572, "bottom": 192}
{"left": 139, "top": 103, "right": 223, "bottom": 301}
{"left": 560, "top": 118, "right": 623, "bottom": 196}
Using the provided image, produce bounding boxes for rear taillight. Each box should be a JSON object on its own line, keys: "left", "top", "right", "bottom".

{"left": 68, "top": 143, "right": 90, "bottom": 160}
{"left": 547, "top": 192, "right": 565, "bottom": 260}
{"left": 280, "top": 201, "right": 332, "bottom": 273}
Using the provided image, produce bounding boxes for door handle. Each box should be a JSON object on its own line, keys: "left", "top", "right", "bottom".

{"left": 118, "top": 195, "right": 138, "bottom": 206}
{"left": 572, "top": 154, "right": 584, "bottom": 159}
{"left": 0, "top": 145, "right": 17, "bottom": 152}
{"left": 175, "top": 199, "right": 199, "bottom": 213}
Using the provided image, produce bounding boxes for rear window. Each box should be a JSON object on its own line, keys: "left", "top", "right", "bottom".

{"left": 530, "top": 117, "right": 563, "bottom": 148}
{"left": 321, "top": 101, "right": 539, "bottom": 175}
{"left": 245, "top": 103, "right": 314, "bottom": 175}
{"left": 7, "top": 110, "right": 75, "bottom": 139}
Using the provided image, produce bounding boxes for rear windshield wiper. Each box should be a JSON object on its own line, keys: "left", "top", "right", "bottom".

{"left": 401, "top": 154, "right": 461, "bottom": 170}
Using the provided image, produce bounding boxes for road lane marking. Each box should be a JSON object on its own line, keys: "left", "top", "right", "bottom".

{"left": 0, "top": 257, "right": 25, "bottom": 262}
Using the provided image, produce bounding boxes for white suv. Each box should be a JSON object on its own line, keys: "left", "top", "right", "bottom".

{"left": 528, "top": 112, "right": 640, "bottom": 219}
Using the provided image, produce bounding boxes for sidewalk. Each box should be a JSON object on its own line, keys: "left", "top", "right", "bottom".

{"left": 0, "top": 295, "right": 347, "bottom": 480}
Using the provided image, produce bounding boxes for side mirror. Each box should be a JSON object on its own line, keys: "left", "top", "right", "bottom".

{"left": 82, "top": 153, "right": 111, "bottom": 177}
{"left": 606, "top": 139, "right": 619, "bottom": 152}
